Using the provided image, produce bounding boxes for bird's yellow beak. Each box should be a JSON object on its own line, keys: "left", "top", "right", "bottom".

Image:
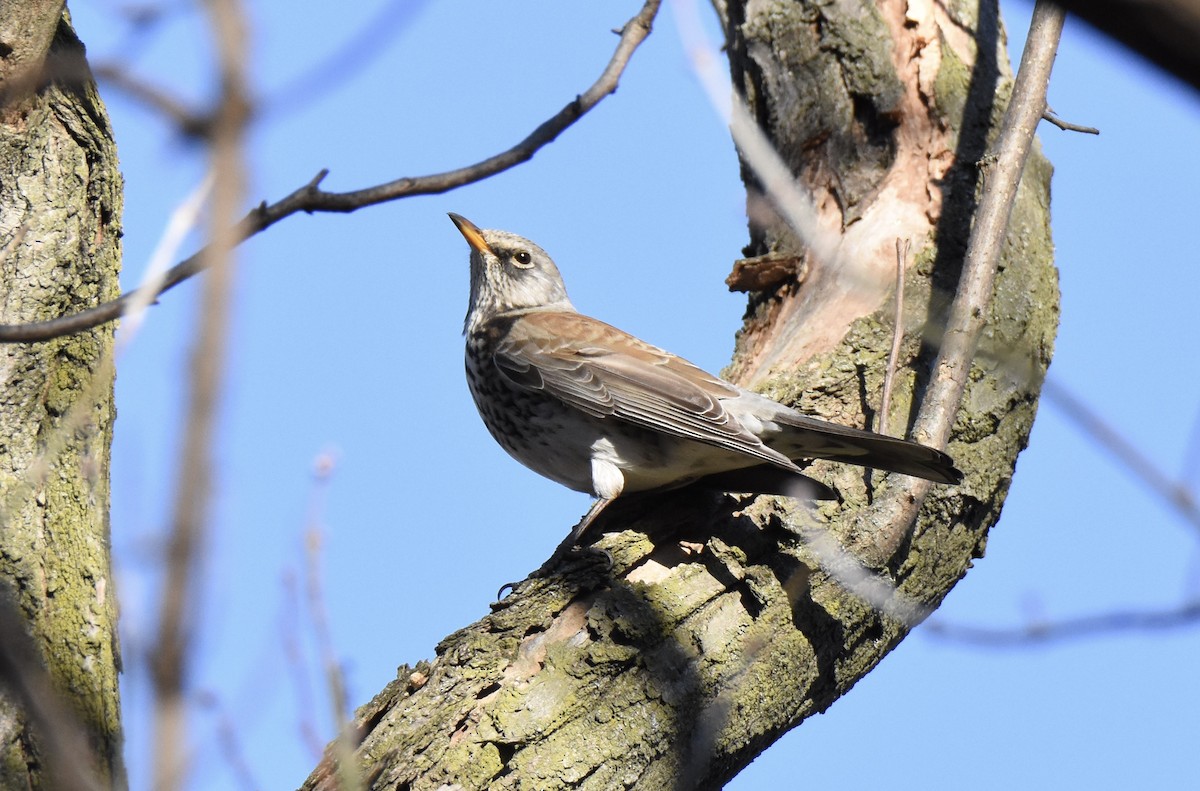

{"left": 449, "top": 213, "right": 492, "bottom": 255}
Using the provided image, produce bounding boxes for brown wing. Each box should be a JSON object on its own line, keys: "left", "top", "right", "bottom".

{"left": 491, "top": 311, "right": 801, "bottom": 472}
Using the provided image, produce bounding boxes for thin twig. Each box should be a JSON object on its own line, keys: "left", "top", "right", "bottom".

{"left": 213, "top": 709, "right": 261, "bottom": 791}
{"left": 150, "top": 0, "right": 251, "bottom": 788}
{"left": 100, "top": 3, "right": 429, "bottom": 132}
{"left": 194, "top": 692, "right": 261, "bottom": 791}
{"left": 1042, "top": 378, "right": 1200, "bottom": 536}
{"left": 93, "top": 63, "right": 211, "bottom": 137}
{"left": 856, "top": 0, "right": 1067, "bottom": 564}
{"left": 925, "top": 600, "right": 1200, "bottom": 646}
{"left": 281, "top": 569, "right": 328, "bottom": 759}
{"left": 302, "top": 453, "right": 359, "bottom": 791}
{"left": 0, "top": 221, "right": 30, "bottom": 264}
{"left": 0, "top": 0, "right": 663, "bottom": 344}
{"left": 879, "top": 238, "right": 909, "bottom": 436}
{"left": 1042, "top": 109, "right": 1099, "bottom": 135}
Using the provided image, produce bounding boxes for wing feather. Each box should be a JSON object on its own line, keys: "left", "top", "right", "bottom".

{"left": 492, "top": 312, "right": 799, "bottom": 471}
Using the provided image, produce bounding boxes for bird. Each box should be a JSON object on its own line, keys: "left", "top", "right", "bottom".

{"left": 449, "top": 213, "right": 961, "bottom": 543}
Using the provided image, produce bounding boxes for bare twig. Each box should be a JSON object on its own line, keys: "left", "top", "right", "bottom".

{"left": 149, "top": 0, "right": 251, "bottom": 787}
{"left": 281, "top": 570, "right": 327, "bottom": 759}
{"left": 0, "top": 0, "right": 663, "bottom": 344}
{"left": 99, "top": 2, "right": 429, "bottom": 133}
{"left": 195, "top": 692, "right": 261, "bottom": 791}
{"left": 856, "top": 0, "right": 1066, "bottom": 563}
{"left": 93, "top": 63, "right": 212, "bottom": 137}
{"left": 925, "top": 600, "right": 1200, "bottom": 646}
{"left": 878, "top": 238, "right": 909, "bottom": 436}
{"left": 1042, "top": 378, "right": 1200, "bottom": 536}
{"left": 213, "top": 710, "right": 261, "bottom": 791}
{"left": 1042, "top": 109, "right": 1100, "bottom": 135}
{"left": 302, "top": 453, "right": 360, "bottom": 791}
{"left": 789, "top": 517, "right": 933, "bottom": 628}
{"left": 0, "top": 221, "right": 30, "bottom": 263}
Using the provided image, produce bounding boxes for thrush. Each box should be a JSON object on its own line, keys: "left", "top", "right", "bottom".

{"left": 450, "top": 213, "right": 962, "bottom": 542}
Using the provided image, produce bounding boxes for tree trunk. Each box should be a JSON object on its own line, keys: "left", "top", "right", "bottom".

{"left": 303, "top": 1, "right": 1057, "bottom": 788}
{"left": 0, "top": 5, "right": 124, "bottom": 788}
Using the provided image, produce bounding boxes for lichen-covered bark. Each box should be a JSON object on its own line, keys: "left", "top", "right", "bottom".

{"left": 303, "top": 1, "right": 1057, "bottom": 788}
{"left": 0, "top": 6, "right": 124, "bottom": 788}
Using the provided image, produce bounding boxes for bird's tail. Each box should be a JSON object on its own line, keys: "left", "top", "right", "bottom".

{"left": 772, "top": 412, "right": 963, "bottom": 485}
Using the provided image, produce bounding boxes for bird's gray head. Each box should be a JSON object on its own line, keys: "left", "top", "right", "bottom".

{"left": 450, "top": 213, "right": 574, "bottom": 332}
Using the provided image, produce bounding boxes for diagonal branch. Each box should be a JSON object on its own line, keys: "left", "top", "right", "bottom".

{"left": 297, "top": 2, "right": 1060, "bottom": 786}
{"left": 925, "top": 600, "right": 1200, "bottom": 646}
{"left": 0, "top": 0, "right": 662, "bottom": 344}
{"left": 92, "top": 63, "right": 211, "bottom": 137}
{"left": 1042, "top": 378, "right": 1200, "bottom": 537}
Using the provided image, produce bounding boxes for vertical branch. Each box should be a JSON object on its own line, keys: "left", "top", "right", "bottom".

{"left": 913, "top": 1, "right": 1065, "bottom": 448}
{"left": 0, "top": 9, "right": 125, "bottom": 786}
{"left": 150, "top": 0, "right": 250, "bottom": 787}
{"left": 856, "top": 1, "right": 1066, "bottom": 563}
{"left": 302, "top": 454, "right": 360, "bottom": 791}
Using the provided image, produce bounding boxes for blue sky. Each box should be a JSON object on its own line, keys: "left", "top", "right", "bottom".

{"left": 67, "top": 1, "right": 1200, "bottom": 788}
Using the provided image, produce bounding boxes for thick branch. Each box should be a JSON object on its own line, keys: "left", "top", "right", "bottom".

{"left": 0, "top": 9, "right": 125, "bottom": 788}
{"left": 915, "top": 2, "right": 1062, "bottom": 449}
{"left": 302, "top": 2, "right": 1060, "bottom": 788}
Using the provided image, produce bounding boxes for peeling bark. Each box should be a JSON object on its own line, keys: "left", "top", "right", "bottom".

{"left": 0, "top": 7, "right": 124, "bottom": 789}
{"left": 303, "top": 1, "right": 1058, "bottom": 788}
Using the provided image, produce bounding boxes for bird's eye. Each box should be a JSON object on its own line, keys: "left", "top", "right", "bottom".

{"left": 512, "top": 250, "right": 534, "bottom": 268}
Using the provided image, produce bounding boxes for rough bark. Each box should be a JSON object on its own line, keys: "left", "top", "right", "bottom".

{"left": 0, "top": 5, "right": 124, "bottom": 788}
{"left": 303, "top": 1, "right": 1058, "bottom": 788}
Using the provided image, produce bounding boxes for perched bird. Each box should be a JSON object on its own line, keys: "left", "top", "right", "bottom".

{"left": 450, "top": 213, "right": 961, "bottom": 542}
